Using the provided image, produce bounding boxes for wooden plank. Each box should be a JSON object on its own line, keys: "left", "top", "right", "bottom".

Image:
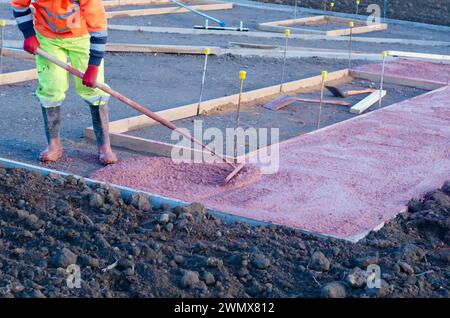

{"left": 297, "top": 98, "right": 351, "bottom": 106}
{"left": 99, "top": 69, "right": 350, "bottom": 134}
{"left": 85, "top": 128, "right": 226, "bottom": 159}
{"left": 262, "top": 95, "right": 299, "bottom": 111}
{"left": 229, "top": 42, "right": 278, "bottom": 50}
{"left": 0, "top": 69, "right": 37, "bottom": 86}
{"left": 350, "top": 69, "right": 443, "bottom": 90}
{"left": 387, "top": 51, "right": 450, "bottom": 62}
{"left": 326, "top": 23, "right": 388, "bottom": 37}
{"left": 106, "top": 43, "right": 221, "bottom": 55}
{"left": 1, "top": 48, "right": 35, "bottom": 61}
{"left": 349, "top": 90, "right": 386, "bottom": 114}
{"left": 103, "top": 0, "right": 171, "bottom": 8}
{"left": 106, "top": 3, "right": 233, "bottom": 18}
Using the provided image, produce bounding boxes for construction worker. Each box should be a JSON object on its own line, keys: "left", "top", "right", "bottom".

{"left": 11, "top": 0, "right": 118, "bottom": 165}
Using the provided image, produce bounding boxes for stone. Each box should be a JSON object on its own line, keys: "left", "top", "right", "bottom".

{"left": 200, "top": 271, "right": 215, "bottom": 285}
{"left": 180, "top": 271, "right": 199, "bottom": 289}
{"left": 51, "top": 248, "right": 77, "bottom": 268}
{"left": 131, "top": 193, "right": 152, "bottom": 211}
{"left": 252, "top": 254, "right": 271, "bottom": 269}
{"left": 321, "top": 282, "right": 346, "bottom": 298}
{"left": 310, "top": 251, "right": 331, "bottom": 272}
{"left": 89, "top": 193, "right": 104, "bottom": 209}
{"left": 346, "top": 267, "right": 367, "bottom": 289}
{"left": 158, "top": 213, "right": 170, "bottom": 224}
{"left": 398, "top": 261, "right": 415, "bottom": 275}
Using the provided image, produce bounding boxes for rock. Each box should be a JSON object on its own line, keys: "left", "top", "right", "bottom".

{"left": 398, "top": 261, "right": 415, "bottom": 275}
{"left": 206, "top": 257, "right": 222, "bottom": 267}
{"left": 51, "top": 248, "right": 77, "bottom": 268}
{"left": 354, "top": 253, "right": 379, "bottom": 268}
{"left": 252, "top": 254, "right": 271, "bottom": 269}
{"left": 346, "top": 267, "right": 367, "bottom": 288}
{"left": 321, "top": 282, "right": 346, "bottom": 298}
{"left": 310, "top": 251, "right": 331, "bottom": 272}
{"left": 30, "top": 289, "right": 46, "bottom": 298}
{"left": 131, "top": 193, "right": 152, "bottom": 211}
{"left": 408, "top": 199, "right": 423, "bottom": 213}
{"left": 173, "top": 255, "right": 185, "bottom": 265}
{"left": 401, "top": 244, "right": 425, "bottom": 263}
{"left": 158, "top": 213, "right": 170, "bottom": 224}
{"left": 165, "top": 223, "right": 174, "bottom": 232}
{"left": 89, "top": 193, "right": 104, "bottom": 209}
{"left": 442, "top": 181, "right": 450, "bottom": 196}
{"left": 193, "top": 241, "right": 207, "bottom": 254}
{"left": 200, "top": 271, "right": 215, "bottom": 285}
{"left": 430, "top": 190, "right": 450, "bottom": 208}
{"left": 180, "top": 271, "right": 199, "bottom": 289}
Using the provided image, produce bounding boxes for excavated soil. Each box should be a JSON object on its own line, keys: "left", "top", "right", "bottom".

{"left": 262, "top": 0, "right": 450, "bottom": 26}
{"left": 0, "top": 165, "right": 449, "bottom": 298}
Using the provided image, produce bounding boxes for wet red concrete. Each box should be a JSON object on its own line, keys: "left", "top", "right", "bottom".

{"left": 351, "top": 59, "right": 450, "bottom": 87}
{"left": 90, "top": 158, "right": 262, "bottom": 201}
{"left": 90, "top": 62, "right": 450, "bottom": 241}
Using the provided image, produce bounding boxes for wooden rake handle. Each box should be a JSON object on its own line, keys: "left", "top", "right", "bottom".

{"left": 36, "top": 48, "right": 235, "bottom": 167}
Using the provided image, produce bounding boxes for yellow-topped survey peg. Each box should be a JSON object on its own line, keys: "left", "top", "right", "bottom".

{"left": 0, "top": 20, "right": 5, "bottom": 28}
{"left": 203, "top": 48, "right": 210, "bottom": 55}
{"left": 322, "top": 71, "right": 328, "bottom": 79}
{"left": 239, "top": 70, "right": 247, "bottom": 80}
{"left": 381, "top": 51, "right": 388, "bottom": 58}
{"left": 348, "top": 21, "right": 354, "bottom": 28}
{"left": 284, "top": 28, "right": 291, "bottom": 37}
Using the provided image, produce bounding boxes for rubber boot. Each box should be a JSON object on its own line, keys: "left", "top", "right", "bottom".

{"left": 39, "top": 106, "right": 63, "bottom": 163}
{"left": 89, "top": 104, "right": 118, "bottom": 165}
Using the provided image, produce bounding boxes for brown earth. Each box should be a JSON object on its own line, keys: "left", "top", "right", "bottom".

{"left": 260, "top": 0, "right": 450, "bottom": 26}
{"left": 0, "top": 165, "right": 449, "bottom": 298}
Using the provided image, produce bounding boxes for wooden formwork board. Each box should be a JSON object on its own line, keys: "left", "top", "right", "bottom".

{"left": 0, "top": 69, "right": 37, "bottom": 86}
{"left": 106, "top": 2, "right": 233, "bottom": 19}
{"left": 85, "top": 67, "right": 444, "bottom": 157}
{"left": 258, "top": 15, "right": 388, "bottom": 37}
{"left": 106, "top": 43, "right": 221, "bottom": 55}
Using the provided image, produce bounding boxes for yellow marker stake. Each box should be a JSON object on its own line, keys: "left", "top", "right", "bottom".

{"left": 235, "top": 70, "right": 247, "bottom": 158}
{"left": 379, "top": 51, "right": 388, "bottom": 108}
{"left": 348, "top": 21, "right": 354, "bottom": 69}
{"left": 280, "top": 29, "right": 290, "bottom": 92}
{"left": 317, "top": 71, "right": 328, "bottom": 129}
{"left": 284, "top": 28, "right": 291, "bottom": 37}
{"left": 356, "top": 0, "right": 360, "bottom": 15}
{"left": 0, "top": 19, "right": 5, "bottom": 73}
{"left": 196, "top": 47, "right": 211, "bottom": 115}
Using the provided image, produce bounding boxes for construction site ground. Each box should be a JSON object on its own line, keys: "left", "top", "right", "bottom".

{"left": 0, "top": 0, "right": 449, "bottom": 298}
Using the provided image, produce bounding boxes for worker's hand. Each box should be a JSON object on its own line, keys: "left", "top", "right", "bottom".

{"left": 82, "top": 65, "right": 99, "bottom": 88}
{"left": 23, "top": 35, "right": 40, "bottom": 55}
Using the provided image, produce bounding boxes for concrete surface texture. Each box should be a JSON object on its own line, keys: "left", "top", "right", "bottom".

{"left": 89, "top": 60, "right": 450, "bottom": 241}
{"left": 352, "top": 59, "right": 450, "bottom": 86}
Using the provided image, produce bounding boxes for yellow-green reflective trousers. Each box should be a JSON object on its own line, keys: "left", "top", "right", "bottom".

{"left": 35, "top": 32, "right": 109, "bottom": 108}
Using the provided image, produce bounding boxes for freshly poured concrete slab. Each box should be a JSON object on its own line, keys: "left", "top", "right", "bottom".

{"left": 90, "top": 60, "right": 450, "bottom": 241}
{"left": 91, "top": 85, "right": 450, "bottom": 241}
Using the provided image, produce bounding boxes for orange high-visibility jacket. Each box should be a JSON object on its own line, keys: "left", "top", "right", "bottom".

{"left": 11, "top": 0, "right": 107, "bottom": 38}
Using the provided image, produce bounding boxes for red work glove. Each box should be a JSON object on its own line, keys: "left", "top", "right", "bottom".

{"left": 82, "top": 65, "right": 99, "bottom": 88}
{"left": 23, "top": 35, "right": 40, "bottom": 55}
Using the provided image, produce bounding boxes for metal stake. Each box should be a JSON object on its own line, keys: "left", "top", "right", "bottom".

{"left": 348, "top": 21, "right": 354, "bottom": 69}
{"left": 0, "top": 20, "right": 5, "bottom": 74}
{"left": 280, "top": 28, "right": 290, "bottom": 93}
{"left": 316, "top": 71, "right": 328, "bottom": 129}
{"left": 356, "top": 0, "right": 360, "bottom": 15}
{"left": 378, "top": 51, "right": 387, "bottom": 109}
{"left": 234, "top": 70, "right": 246, "bottom": 158}
{"left": 196, "top": 48, "right": 210, "bottom": 116}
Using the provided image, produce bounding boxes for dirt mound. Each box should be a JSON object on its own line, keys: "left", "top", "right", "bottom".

{"left": 0, "top": 166, "right": 449, "bottom": 298}
{"left": 261, "top": 0, "right": 450, "bottom": 26}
